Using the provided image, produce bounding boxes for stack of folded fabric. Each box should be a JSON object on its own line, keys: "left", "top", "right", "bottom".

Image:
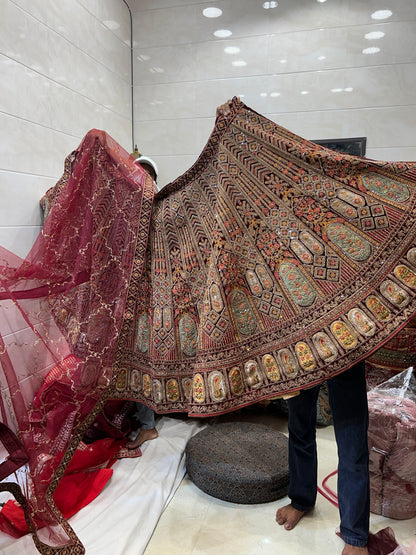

{"left": 367, "top": 368, "right": 416, "bottom": 519}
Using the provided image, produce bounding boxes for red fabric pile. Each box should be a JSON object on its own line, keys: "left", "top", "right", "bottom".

{"left": 367, "top": 369, "right": 416, "bottom": 519}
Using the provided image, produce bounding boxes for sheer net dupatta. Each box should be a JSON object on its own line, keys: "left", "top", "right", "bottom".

{"left": 0, "top": 130, "right": 154, "bottom": 553}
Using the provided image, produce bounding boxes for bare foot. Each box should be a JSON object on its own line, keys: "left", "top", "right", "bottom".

{"left": 126, "top": 428, "right": 158, "bottom": 449}
{"left": 342, "top": 545, "right": 368, "bottom": 555}
{"left": 276, "top": 503, "right": 308, "bottom": 530}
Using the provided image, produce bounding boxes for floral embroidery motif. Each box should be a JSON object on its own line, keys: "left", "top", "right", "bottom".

{"left": 365, "top": 296, "right": 392, "bottom": 322}
{"left": 256, "top": 265, "right": 273, "bottom": 289}
{"left": 142, "top": 374, "right": 152, "bottom": 398}
{"left": 337, "top": 188, "right": 365, "bottom": 207}
{"left": 182, "top": 377, "right": 193, "bottom": 400}
{"left": 326, "top": 222, "right": 371, "bottom": 262}
{"left": 230, "top": 289, "right": 257, "bottom": 335}
{"left": 330, "top": 198, "right": 358, "bottom": 219}
{"left": 330, "top": 321, "right": 357, "bottom": 349}
{"left": 130, "top": 369, "right": 140, "bottom": 391}
{"left": 179, "top": 313, "right": 198, "bottom": 356}
{"left": 279, "top": 262, "right": 316, "bottom": 306}
{"left": 166, "top": 378, "right": 180, "bottom": 402}
{"left": 312, "top": 332, "right": 338, "bottom": 362}
{"left": 348, "top": 308, "right": 376, "bottom": 336}
{"left": 295, "top": 342, "right": 316, "bottom": 371}
{"left": 210, "top": 284, "right": 224, "bottom": 312}
{"left": 380, "top": 279, "right": 410, "bottom": 308}
{"left": 361, "top": 172, "right": 410, "bottom": 203}
{"left": 116, "top": 369, "right": 127, "bottom": 391}
{"left": 291, "top": 240, "right": 313, "bottom": 263}
{"left": 246, "top": 269, "right": 263, "bottom": 295}
{"left": 262, "top": 354, "right": 280, "bottom": 382}
{"left": 193, "top": 373, "right": 205, "bottom": 403}
{"left": 299, "top": 230, "right": 324, "bottom": 255}
{"left": 135, "top": 313, "right": 150, "bottom": 353}
{"left": 208, "top": 371, "right": 227, "bottom": 401}
{"left": 394, "top": 265, "right": 416, "bottom": 289}
{"left": 229, "top": 367, "right": 245, "bottom": 395}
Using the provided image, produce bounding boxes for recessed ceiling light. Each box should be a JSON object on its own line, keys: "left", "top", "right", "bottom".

{"left": 362, "top": 46, "right": 380, "bottom": 54}
{"left": 317, "top": 0, "right": 327, "bottom": 3}
{"left": 344, "top": 87, "right": 353, "bottom": 92}
{"left": 203, "top": 7, "right": 223, "bottom": 18}
{"left": 214, "top": 29, "right": 232, "bottom": 38}
{"left": 224, "top": 46, "right": 240, "bottom": 54}
{"left": 318, "top": 55, "right": 326, "bottom": 60}
{"left": 260, "top": 92, "right": 268, "bottom": 97}
{"left": 270, "top": 92, "right": 280, "bottom": 97}
{"left": 263, "top": 1, "right": 278, "bottom": 8}
{"left": 280, "top": 59, "right": 287, "bottom": 64}
{"left": 330, "top": 88, "right": 343, "bottom": 93}
{"left": 365, "top": 31, "right": 385, "bottom": 39}
{"left": 232, "top": 60, "right": 247, "bottom": 67}
{"left": 149, "top": 67, "right": 165, "bottom": 73}
{"left": 301, "top": 90, "right": 310, "bottom": 95}
{"left": 137, "top": 54, "right": 150, "bottom": 62}
{"left": 371, "top": 9, "right": 392, "bottom": 20}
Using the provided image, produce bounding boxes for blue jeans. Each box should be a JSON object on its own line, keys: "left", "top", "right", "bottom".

{"left": 133, "top": 402, "right": 155, "bottom": 430}
{"left": 287, "top": 362, "right": 369, "bottom": 547}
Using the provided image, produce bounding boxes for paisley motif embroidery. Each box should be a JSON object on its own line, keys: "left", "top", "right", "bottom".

{"left": 291, "top": 240, "right": 313, "bottom": 263}
{"left": 279, "top": 262, "right": 316, "bottom": 306}
{"left": 179, "top": 313, "right": 198, "bottom": 356}
{"left": 262, "top": 354, "right": 280, "bottom": 382}
{"left": 135, "top": 313, "right": 150, "bottom": 353}
{"left": 244, "top": 360, "right": 262, "bottom": 388}
{"left": 365, "top": 295, "right": 392, "bottom": 322}
{"left": 326, "top": 222, "right": 371, "bottom": 262}
{"left": 312, "top": 332, "right": 338, "bottom": 362}
{"left": 153, "top": 379, "right": 163, "bottom": 403}
{"left": 208, "top": 371, "right": 227, "bottom": 401}
{"left": 193, "top": 373, "right": 205, "bottom": 403}
{"left": 360, "top": 172, "right": 410, "bottom": 203}
{"left": 406, "top": 247, "right": 416, "bottom": 268}
{"left": 142, "top": 373, "right": 152, "bottom": 398}
{"left": 295, "top": 342, "right": 316, "bottom": 371}
{"left": 278, "top": 348, "right": 299, "bottom": 378}
{"left": 347, "top": 308, "right": 376, "bottom": 336}
{"left": 337, "top": 188, "right": 365, "bottom": 207}
{"left": 230, "top": 289, "right": 257, "bottom": 335}
{"left": 246, "top": 269, "right": 263, "bottom": 295}
{"left": 330, "top": 321, "right": 357, "bottom": 349}
{"left": 166, "top": 378, "right": 180, "bottom": 402}
{"left": 394, "top": 265, "right": 416, "bottom": 289}
{"left": 229, "top": 366, "right": 245, "bottom": 395}
{"left": 130, "top": 369, "right": 140, "bottom": 391}
{"left": 380, "top": 279, "right": 410, "bottom": 308}
{"left": 182, "top": 377, "right": 193, "bottom": 400}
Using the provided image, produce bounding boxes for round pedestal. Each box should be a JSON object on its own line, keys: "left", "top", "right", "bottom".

{"left": 185, "top": 421, "right": 289, "bottom": 504}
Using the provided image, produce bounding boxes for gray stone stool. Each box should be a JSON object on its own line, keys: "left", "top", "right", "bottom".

{"left": 185, "top": 421, "right": 289, "bottom": 504}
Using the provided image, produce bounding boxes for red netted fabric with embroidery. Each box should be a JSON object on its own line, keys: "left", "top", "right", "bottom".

{"left": 0, "top": 130, "right": 154, "bottom": 553}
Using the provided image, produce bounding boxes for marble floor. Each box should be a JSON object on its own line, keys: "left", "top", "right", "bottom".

{"left": 144, "top": 407, "right": 416, "bottom": 555}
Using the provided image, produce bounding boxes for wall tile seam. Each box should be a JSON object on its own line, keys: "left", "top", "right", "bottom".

{"left": 133, "top": 103, "right": 416, "bottom": 124}
{"left": 132, "top": 61, "right": 416, "bottom": 87}
{"left": 74, "top": 0, "right": 132, "bottom": 46}
{"left": 8, "top": 0, "right": 131, "bottom": 83}
{"left": 0, "top": 105, "right": 131, "bottom": 133}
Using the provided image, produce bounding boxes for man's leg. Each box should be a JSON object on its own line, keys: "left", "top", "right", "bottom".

{"left": 127, "top": 403, "right": 158, "bottom": 448}
{"left": 276, "top": 384, "right": 320, "bottom": 529}
{"left": 327, "top": 362, "right": 369, "bottom": 552}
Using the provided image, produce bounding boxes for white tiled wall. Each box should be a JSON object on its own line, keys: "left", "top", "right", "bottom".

{"left": 1, "top": 0, "right": 416, "bottom": 255}
{"left": 0, "top": 0, "right": 132, "bottom": 256}
{"left": 130, "top": 0, "right": 416, "bottom": 188}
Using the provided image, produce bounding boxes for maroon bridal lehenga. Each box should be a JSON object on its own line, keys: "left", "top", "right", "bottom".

{"left": 1, "top": 97, "right": 416, "bottom": 552}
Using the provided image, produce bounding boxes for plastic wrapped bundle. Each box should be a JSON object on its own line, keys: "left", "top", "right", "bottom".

{"left": 367, "top": 368, "right": 416, "bottom": 519}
